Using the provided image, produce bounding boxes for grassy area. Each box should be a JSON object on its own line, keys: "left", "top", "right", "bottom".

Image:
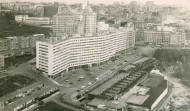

{"left": 0, "top": 75, "right": 36, "bottom": 97}
{"left": 4, "top": 54, "right": 35, "bottom": 68}
{"left": 34, "top": 101, "right": 73, "bottom": 111}
{"left": 0, "top": 12, "right": 51, "bottom": 38}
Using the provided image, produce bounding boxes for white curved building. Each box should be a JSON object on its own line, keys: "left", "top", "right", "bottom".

{"left": 36, "top": 32, "right": 127, "bottom": 77}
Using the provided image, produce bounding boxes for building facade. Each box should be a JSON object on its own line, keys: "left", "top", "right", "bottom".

{"left": 97, "top": 21, "right": 109, "bottom": 33}
{"left": 84, "top": 12, "right": 97, "bottom": 35}
{"left": 52, "top": 12, "right": 77, "bottom": 36}
{"left": 3, "top": 37, "right": 19, "bottom": 50}
{"left": 119, "top": 27, "right": 136, "bottom": 48}
{"left": 18, "top": 36, "right": 30, "bottom": 49}
{"left": 0, "top": 34, "right": 45, "bottom": 52}
{"left": 15, "top": 15, "right": 51, "bottom": 25}
{"left": 29, "top": 34, "right": 46, "bottom": 48}
{"left": 144, "top": 31, "right": 171, "bottom": 45}
{"left": 0, "top": 39, "right": 4, "bottom": 51}
{"left": 144, "top": 30, "right": 186, "bottom": 46}
{"left": 36, "top": 32, "right": 127, "bottom": 77}
{"left": 0, "top": 55, "right": 4, "bottom": 68}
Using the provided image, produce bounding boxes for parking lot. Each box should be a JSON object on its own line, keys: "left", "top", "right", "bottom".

{"left": 54, "top": 48, "right": 140, "bottom": 91}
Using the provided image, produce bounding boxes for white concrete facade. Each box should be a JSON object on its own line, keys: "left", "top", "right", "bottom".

{"left": 36, "top": 32, "right": 127, "bottom": 76}
{"left": 15, "top": 15, "right": 51, "bottom": 25}
{"left": 151, "top": 83, "right": 168, "bottom": 110}
{"left": 85, "top": 12, "right": 97, "bottom": 35}
{"left": 97, "top": 22, "right": 109, "bottom": 32}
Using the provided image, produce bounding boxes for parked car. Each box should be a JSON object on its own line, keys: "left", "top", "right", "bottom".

{"left": 81, "top": 86, "right": 86, "bottom": 89}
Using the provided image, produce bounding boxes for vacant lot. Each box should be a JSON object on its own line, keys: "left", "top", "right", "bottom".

{"left": 0, "top": 75, "right": 36, "bottom": 97}
{"left": 34, "top": 101, "right": 73, "bottom": 111}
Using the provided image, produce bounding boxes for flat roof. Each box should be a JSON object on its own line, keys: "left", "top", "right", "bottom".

{"left": 89, "top": 73, "right": 128, "bottom": 96}
{"left": 126, "top": 94, "right": 149, "bottom": 105}
{"left": 121, "top": 65, "right": 135, "bottom": 71}
{"left": 0, "top": 81, "right": 42, "bottom": 102}
{"left": 140, "top": 74, "right": 164, "bottom": 88}
{"left": 132, "top": 57, "right": 150, "bottom": 65}
{"left": 141, "top": 80, "right": 167, "bottom": 108}
{"left": 88, "top": 98, "right": 126, "bottom": 109}
{"left": 5, "top": 85, "right": 55, "bottom": 111}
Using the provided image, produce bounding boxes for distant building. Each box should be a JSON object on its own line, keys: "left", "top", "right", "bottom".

{"left": 144, "top": 30, "right": 171, "bottom": 45}
{"left": 170, "top": 31, "right": 186, "bottom": 46}
{"left": 52, "top": 11, "right": 77, "bottom": 36}
{"left": 180, "top": 23, "right": 190, "bottom": 30}
{"left": 97, "top": 21, "right": 109, "bottom": 33}
{"left": 18, "top": 36, "right": 30, "bottom": 49}
{"left": 145, "top": 1, "right": 154, "bottom": 12}
{"left": 15, "top": 15, "right": 28, "bottom": 22}
{"left": 83, "top": 12, "right": 97, "bottom": 35}
{"left": 52, "top": 1, "right": 97, "bottom": 36}
{"left": 119, "top": 26, "right": 136, "bottom": 48}
{"left": 0, "top": 101, "right": 4, "bottom": 111}
{"left": 0, "top": 34, "right": 45, "bottom": 51}
{"left": 43, "top": 6, "right": 59, "bottom": 17}
{"left": 36, "top": 32, "right": 127, "bottom": 77}
{"left": 79, "top": 0, "right": 97, "bottom": 35}
{"left": 144, "top": 27, "right": 186, "bottom": 46}
{"left": 135, "top": 29, "right": 145, "bottom": 45}
{"left": 162, "top": 15, "right": 176, "bottom": 25}
{"left": 0, "top": 55, "right": 4, "bottom": 68}
{"left": 15, "top": 15, "right": 51, "bottom": 25}
{"left": 0, "top": 39, "right": 4, "bottom": 51}
{"left": 4, "top": 37, "right": 19, "bottom": 50}
{"left": 29, "top": 34, "right": 46, "bottom": 47}
{"left": 126, "top": 27, "right": 136, "bottom": 47}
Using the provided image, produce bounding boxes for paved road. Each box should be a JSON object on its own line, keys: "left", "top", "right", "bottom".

{"left": 2, "top": 47, "right": 155, "bottom": 111}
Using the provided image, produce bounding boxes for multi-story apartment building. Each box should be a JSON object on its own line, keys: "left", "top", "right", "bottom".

{"left": 97, "top": 21, "right": 109, "bottom": 33}
{"left": 144, "top": 31, "right": 171, "bottom": 44}
{"left": 52, "top": 1, "right": 97, "bottom": 36}
{"left": 0, "top": 34, "right": 45, "bottom": 51}
{"left": 0, "top": 55, "right": 4, "bottom": 68}
{"left": 18, "top": 36, "right": 30, "bottom": 49}
{"left": 3, "top": 37, "right": 19, "bottom": 50}
{"left": 119, "top": 27, "right": 136, "bottom": 48}
{"left": 36, "top": 32, "right": 127, "bottom": 77}
{"left": 144, "top": 29, "right": 186, "bottom": 46}
{"left": 170, "top": 31, "right": 186, "bottom": 46}
{"left": 126, "top": 27, "right": 136, "bottom": 47}
{"left": 15, "top": 15, "right": 51, "bottom": 25}
{"left": 29, "top": 34, "right": 46, "bottom": 47}
{"left": 84, "top": 12, "right": 97, "bottom": 35}
{"left": 52, "top": 12, "right": 77, "bottom": 36}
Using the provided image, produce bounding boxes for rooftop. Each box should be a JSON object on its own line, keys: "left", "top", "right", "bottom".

{"left": 0, "top": 81, "right": 42, "bottom": 102}
{"left": 88, "top": 98, "right": 126, "bottom": 109}
{"left": 5, "top": 85, "right": 54, "bottom": 111}
{"left": 87, "top": 74, "right": 168, "bottom": 109}
{"left": 139, "top": 74, "right": 164, "bottom": 87}
{"left": 89, "top": 73, "right": 128, "bottom": 96}
{"left": 126, "top": 94, "right": 149, "bottom": 105}
{"left": 44, "top": 31, "right": 124, "bottom": 45}
{"left": 120, "top": 65, "right": 135, "bottom": 72}
{"left": 132, "top": 57, "right": 150, "bottom": 65}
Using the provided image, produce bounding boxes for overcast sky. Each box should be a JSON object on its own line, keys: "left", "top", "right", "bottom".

{"left": 2, "top": 0, "right": 190, "bottom": 7}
